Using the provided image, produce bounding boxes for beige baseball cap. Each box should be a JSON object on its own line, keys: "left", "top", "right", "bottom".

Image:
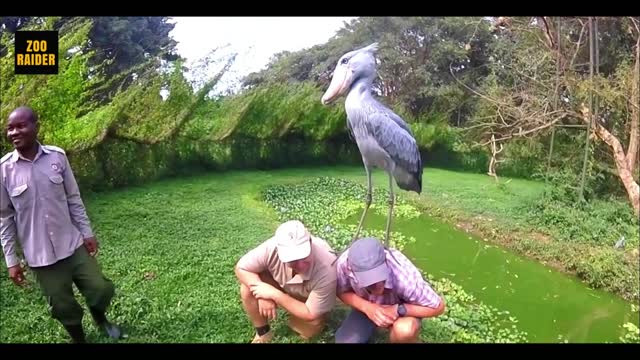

{"left": 275, "top": 220, "right": 312, "bottom": 263}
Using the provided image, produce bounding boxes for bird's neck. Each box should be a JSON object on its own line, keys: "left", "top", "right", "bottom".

{"left": 346, "top": 77, "right": 374, "bottom": 109}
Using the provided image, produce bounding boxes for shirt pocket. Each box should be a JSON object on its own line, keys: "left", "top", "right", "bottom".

{"left": 49, "top": 174, "right": 64, "bottom": 184}
{"left": 47, "top": 174, "right": 66, "bottom": 200}
{"left": 10, "top": 183, "right": 31, "bottom": 210}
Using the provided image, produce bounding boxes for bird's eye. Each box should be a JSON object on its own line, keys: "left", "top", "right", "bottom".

{"left": 341, "top": 58, "right": 349, "bottom": 65}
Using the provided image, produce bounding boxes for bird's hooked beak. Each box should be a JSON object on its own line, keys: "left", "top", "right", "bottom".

{"left": 321, "top": 65, "right": 352, "bottom": 105}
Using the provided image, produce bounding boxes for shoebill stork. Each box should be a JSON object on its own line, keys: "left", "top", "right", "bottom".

{"left": 321, "top": 42, "right": 423, "bottom": 248}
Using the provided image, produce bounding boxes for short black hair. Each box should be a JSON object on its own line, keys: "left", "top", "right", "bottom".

{"left": 9, "top": 106, "right": 38, "bottom": 124}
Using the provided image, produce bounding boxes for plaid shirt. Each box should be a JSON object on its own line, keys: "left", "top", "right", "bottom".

{"left": 336, "top": 248, "right": 441, "bottom": 308}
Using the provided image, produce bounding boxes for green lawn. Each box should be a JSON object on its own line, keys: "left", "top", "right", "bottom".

{"left": 0, "top": 165, "right": 634, "bottom": 343}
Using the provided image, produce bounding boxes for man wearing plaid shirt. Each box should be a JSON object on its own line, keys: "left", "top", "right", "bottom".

{"left": 334, "top": 237, "right": 446, "bottom": 343}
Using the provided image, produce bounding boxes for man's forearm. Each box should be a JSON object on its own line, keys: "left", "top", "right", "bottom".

{"left": 67, "top": 199, "right": 94, "bottom": 238}
{"left": 338, "top": 291, "right": 373, "bottom": 314}
{"left": 404, "top": 298, "right": 446, "bottom": 318}
{"left": 235, "top": 267, "right": 263, "bottom": 287}
{"left": 273, "top": 291, "right": 315, "bottom": 321}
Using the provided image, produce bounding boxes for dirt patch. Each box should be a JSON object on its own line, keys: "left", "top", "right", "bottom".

{"left": 529, "top": 232, "right": 553, "bottom": 245}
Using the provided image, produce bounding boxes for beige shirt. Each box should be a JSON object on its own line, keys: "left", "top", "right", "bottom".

{"left": 237, "top": 235, "right": 337, "bottom": 317}
{"left": 0, "top": 144, "right": 93, "bottom": 268}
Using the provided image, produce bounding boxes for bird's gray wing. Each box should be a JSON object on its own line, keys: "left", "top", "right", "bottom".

{"left": 364, "top": 111, "right": 422, "bottom": 175}
{"left": 386, "top": 110, "right": 414, "bottom": 137}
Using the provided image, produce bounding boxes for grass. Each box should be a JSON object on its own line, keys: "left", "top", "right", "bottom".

{"left": 0, "top": 165, "right": 636, "bottom": 343}
{"left": 1, "top": 169, "right": 280, "bottom": 343}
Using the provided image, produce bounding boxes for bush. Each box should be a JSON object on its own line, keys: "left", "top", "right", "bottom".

{"left": 571, "top": 248, "right": 639, "bottom": 301}
{"left": 525, "top": 168, "right": 638, "bottom": 247}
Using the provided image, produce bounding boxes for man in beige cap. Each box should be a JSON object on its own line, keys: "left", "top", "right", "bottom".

{"left": 235, "top": 220, "right": 337, "bottom": 343}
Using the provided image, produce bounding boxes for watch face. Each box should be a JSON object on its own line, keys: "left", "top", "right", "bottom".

{"left": 398, "top": 304, "right": 406, "bottom": 316}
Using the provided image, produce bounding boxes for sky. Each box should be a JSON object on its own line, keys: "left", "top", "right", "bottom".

{"left": 168, "top": 17, "right": 357, "bottom": 94}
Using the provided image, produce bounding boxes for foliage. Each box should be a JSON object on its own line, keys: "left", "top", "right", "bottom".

{"left": 110, "top": 60, "right": 194, "bottom": 143}
{"left": 498, "top": 138, "right": 548, "bottom": 178}
{"left": 85, "top": 17, "right": 179, "bottom": 76}
{"left": 619, "top": 304, "right": 639, "bottom": 343}
{"left": 570, "top": 248, "right": 639, "bottom": 301}
{"left": 620, "top": 322, "right": 640, "bottom": 343}
{"left": 232, "top": 82, "right": 346, "bottom": 141}
{"left": 424, "top": 278, "right": 528, "bottom": 343}
{"left": 525, "top": 168, "right": 639, "bottom": 247}
{"left": 262, "top": 177, "right": 418, "bottom": 251}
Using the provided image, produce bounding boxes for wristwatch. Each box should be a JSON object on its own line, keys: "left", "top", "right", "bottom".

{"left": 397, "top": 304, "right": 407, "bottom": 317}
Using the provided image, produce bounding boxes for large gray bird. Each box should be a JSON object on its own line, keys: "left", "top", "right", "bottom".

{"left": 321, "top": 42, "right": 423, "bottom": 248}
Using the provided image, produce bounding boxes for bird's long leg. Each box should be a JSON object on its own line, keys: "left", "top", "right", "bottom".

{"left": 385, "top": 171, "right": 395, "bottom": 248}
{"left": 353, "top": 166, "right": 373, "bottom": 242}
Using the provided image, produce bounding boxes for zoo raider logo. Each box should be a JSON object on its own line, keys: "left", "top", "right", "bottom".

{"left": 14, "top": 31, "right": 58, "bottom": 74}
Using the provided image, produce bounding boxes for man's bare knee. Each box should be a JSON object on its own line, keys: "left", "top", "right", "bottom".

{"left": 289, "top": 316, "right": 325, "bottom": 339}
{"left": 308, "top": 317, "right": 323, "bottom": 327}
{"left": 392, "top": 318, "right": 420, "bottom": 341}
{"left": 300, "top": 322, "right": 324, "bottom": 339}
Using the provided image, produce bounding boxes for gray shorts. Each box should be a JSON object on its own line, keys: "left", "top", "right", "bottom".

{"left": 335, "top": 309, "right": 376, "bottom": 343}
{"left": 335, "top": 309, "right": 423, "bottom": 343}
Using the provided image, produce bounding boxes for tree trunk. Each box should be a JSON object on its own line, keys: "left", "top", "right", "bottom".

{"left": 627, "top": 33, "right": 639, "bottom": 176}
{"left": 581, "top": 106, "right": 640, "bottom": 217}
{"left": 487, "top": 134, "right": 504, "bottom": 182}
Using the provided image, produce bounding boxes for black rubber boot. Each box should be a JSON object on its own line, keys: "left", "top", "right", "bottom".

{"left": 63, "top": 324, "right": 86, "bottom": 343}
{"left": 89, "top": 307, "right": 124, "bottom": 340}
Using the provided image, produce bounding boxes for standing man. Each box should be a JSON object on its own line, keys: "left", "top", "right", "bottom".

{"left": 334, "top": 237, "right": 446, "bottom": 343}
{"left": 1, "top": 106, "right": 123, "bottom": 343}
{"left": 235, "top": 220, "right": 337, "bottom": 343}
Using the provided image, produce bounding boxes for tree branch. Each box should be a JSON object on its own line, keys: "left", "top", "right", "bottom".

{"left": 570, "top": 20, "right": 588, "bottom": 70}
{"left": 449, "top": 63, "right": 512, "bottom": 108}
{"left": 540, "top": 17, "right": 556, "bottom": 50}
{"left": 475, "top": 113, "right": 566, "bottom": 146}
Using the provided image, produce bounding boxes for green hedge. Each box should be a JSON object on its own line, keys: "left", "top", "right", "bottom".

{"left": 68, "top": 135, "right": 362, "bottom": 192}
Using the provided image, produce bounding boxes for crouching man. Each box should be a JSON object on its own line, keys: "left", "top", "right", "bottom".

{"left": 235, "top": 220, "right": 337, "bottom": 343}
{"left": 334, "top": 237, "right": 446, "bottom": 343}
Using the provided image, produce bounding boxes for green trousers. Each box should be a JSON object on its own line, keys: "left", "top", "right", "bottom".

{"left": 31, "top": 246, "right": 115, "bottom": 326}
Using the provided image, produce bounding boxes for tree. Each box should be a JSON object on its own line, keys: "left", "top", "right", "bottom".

{"left": 82, "top": 17, "right": 180, "bottom": 104}
{"left": 462, "top": 17, "right": 639, "bottom": 215}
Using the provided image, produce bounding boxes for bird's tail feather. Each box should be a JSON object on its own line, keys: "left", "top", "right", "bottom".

{"left": 393, "top": 166, "right": 422, "bottom": 194}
